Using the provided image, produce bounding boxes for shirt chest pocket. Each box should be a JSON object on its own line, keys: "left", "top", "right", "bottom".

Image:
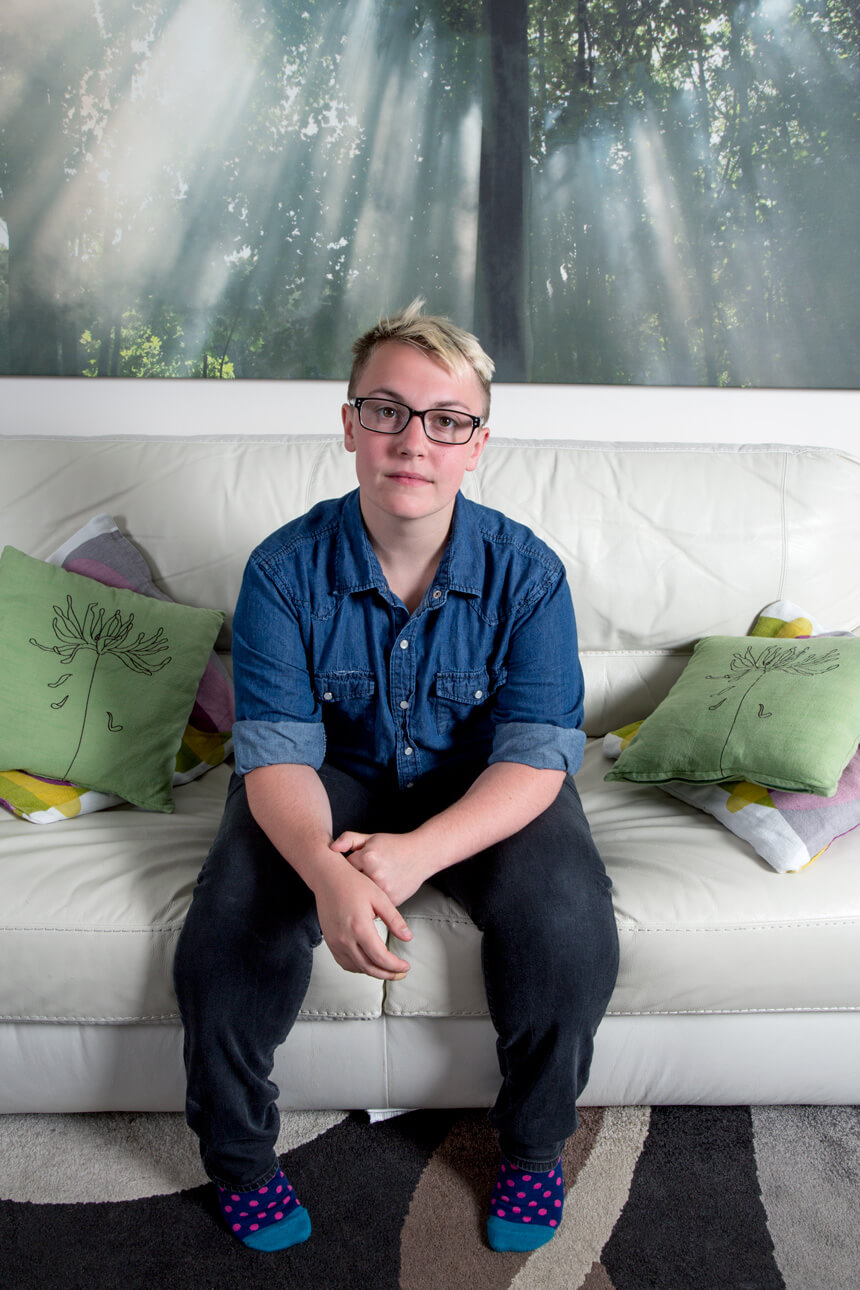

{"left": 315, "top": 671, "right": 376, "bottom": 732}
{"left": 433, "top": 667, "right": 505, "bottom": 738}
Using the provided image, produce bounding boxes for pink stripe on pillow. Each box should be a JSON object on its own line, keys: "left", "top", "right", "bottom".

{"left": 190, "top": 658, "right": 236, "bottom": 730}
{"left": 63, "top": 558, "right": 141, "bottom": 592}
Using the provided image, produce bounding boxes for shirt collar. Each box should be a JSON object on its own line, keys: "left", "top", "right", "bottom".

{"left": 335, "top": 490, "right": 387, "bottom": 594}
{"left": 335, "top": 488, "right": 482, "bottom": 598}
{"left": 445, "top": 492, "right": 482, "bottom": 595}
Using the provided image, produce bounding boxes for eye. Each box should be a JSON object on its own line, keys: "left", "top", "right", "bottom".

{"left": 359, "top": 398, "right": 409, "bottom": 431}
{"left": 426, "top": 410, "right": 472, "bottom": 436}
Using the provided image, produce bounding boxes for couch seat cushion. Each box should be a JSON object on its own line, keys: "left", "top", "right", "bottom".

{"left": 384, "top": 740, "right": 860, "bottom": 1019}
{"left": 0, "top": 766, "right": 383, "bottom": 1024}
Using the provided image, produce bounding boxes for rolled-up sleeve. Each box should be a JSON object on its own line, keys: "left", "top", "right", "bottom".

{"left": 489, "top": 720, "right": 585, "bottom": 774}
{"left": 488, "top": 566, "right": 586, "bottom": 775}
{"left": 233, "top": 720, "right": 325, "bottom": 777}
{"left": 231, "top": 554, "right": 324, "bottom": 775}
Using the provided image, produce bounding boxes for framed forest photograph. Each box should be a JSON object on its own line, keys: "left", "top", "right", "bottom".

{"left": 1, "top": 0, "right": 859, "bottom": 385}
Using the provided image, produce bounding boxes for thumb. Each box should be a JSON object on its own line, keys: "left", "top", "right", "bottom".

{"left": 330, "top": 830, "right": 368, "bottom": 854}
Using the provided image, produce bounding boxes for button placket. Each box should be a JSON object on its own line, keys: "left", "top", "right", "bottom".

{"left": 391, "top": 623, "right": 417, "bottom": 786}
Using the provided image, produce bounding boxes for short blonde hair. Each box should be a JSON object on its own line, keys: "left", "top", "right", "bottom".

{"left": 348, "top": 299, "right": 494, "bottom": 414}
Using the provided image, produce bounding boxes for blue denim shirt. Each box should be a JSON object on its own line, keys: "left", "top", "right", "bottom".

{"left": 232, "top": 489, "right": 586, "bottom": 790}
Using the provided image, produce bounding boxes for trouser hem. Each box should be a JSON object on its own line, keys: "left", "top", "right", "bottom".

{"left": 499, "top": 1142, "right": 565, "bottom": 1173}
{"left": 205, "top": 1159, "right": 281, "bottom": 1193}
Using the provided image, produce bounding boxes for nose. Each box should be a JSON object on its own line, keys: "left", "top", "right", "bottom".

{"left": 398, "top": 412, "right": 427, "bottom": 452}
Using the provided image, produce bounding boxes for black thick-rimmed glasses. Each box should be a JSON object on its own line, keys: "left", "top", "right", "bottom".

{"left": 348, "top": 397, "right": 484, "bottom": 445}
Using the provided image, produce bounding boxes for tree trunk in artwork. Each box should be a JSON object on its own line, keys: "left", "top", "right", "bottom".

{"left": 8, "top": 241, "right": 61, "bottom": 375}
{"left": 727, "top": 0, "right": 770, "bottom": 383}
{"left": 2, "top": 56, "right": 72, "bottom": 376}
{"left": 475, "top": 0, "right": 530, "bottom": 380}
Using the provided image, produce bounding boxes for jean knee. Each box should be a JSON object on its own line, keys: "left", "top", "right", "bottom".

{"left": 485, "top": 874, "right": 618, "bottom": 1013}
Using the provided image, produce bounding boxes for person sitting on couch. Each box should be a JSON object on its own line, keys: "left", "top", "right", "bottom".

{"left": 173, "top": 300, "right": 619, "bottom": 1253}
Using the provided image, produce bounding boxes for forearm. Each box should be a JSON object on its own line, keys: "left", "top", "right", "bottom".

{"left": 244, "top": 762, "right": 412, "bottom": 978}
{"left": 244, "top": 762, "right": 341, "bottom": 893}
{"left": 411, "top": 761, "right": 566, "bottom": 877}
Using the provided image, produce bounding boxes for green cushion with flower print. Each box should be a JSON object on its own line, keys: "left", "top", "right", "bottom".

{"left": 604, "top": 634, "right": 860, "bottom": 798}
{"left": 0, "top": 546, "right": 224, "bottom": 813}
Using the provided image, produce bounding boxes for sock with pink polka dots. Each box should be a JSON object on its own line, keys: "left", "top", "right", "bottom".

{"left": 217, "top": 1168, "right": 311, "bottom": 1251}
{"left": 486, "top": 1156, "right": 564, "bottom": 1252}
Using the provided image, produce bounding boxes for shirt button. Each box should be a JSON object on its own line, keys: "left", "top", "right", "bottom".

{"left": 399, "top": 640, "right": 409, "bottom": 650}
{"left": 404, "top": 746, "right": 413, "bottom": 756}
{"left": 406, "top": 781, "right": 415, "bottom": 789}
{"left": 474, "top": 689, "right": 483, "bottom": 699}
{"left": 399, "top": 700, "right": 409, "bottom": 709}
{"left": 432, "top": 589, "right": 441, "bottom": 599}
{"left": 323, "top": 691, "right": 333, "bottom": 701}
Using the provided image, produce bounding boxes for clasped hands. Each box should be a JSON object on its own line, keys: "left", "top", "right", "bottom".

{"left": 313, "top": 829, "right": 434, "bottom": 984}
{"left": 330, "top": 829, "right": 431, "bottom": 909}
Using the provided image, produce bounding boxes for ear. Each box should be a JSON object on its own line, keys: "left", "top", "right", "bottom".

{"left": 342, "top": 402, "right": 357, "bottom": 453}
{"left": 463, "top": 424, "right": 490, "bottom": 473}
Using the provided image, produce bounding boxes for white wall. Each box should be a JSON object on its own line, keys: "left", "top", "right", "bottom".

{"left": 2, "top": 376, "right": 858, "bottom": 454}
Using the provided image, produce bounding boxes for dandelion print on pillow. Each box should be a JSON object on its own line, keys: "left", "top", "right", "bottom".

{"left": 605, "top": 634, "right": 860, "bottom": 797}
{"left": 0, "top": 547, "right": 223, "bottom": 812}
{"left": 29, "top": 594, "right": 173, "bottom": 782}
{"left": 704, "top": 641, "right": 841, "bottom": 779}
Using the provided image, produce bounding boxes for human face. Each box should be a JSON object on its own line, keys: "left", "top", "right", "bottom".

{"left": 342, "top": 341, "right": 490, "bottom": 532}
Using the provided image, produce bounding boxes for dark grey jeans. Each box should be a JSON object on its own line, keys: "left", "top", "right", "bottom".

{"left": 173, "top": 763, "right": 619, "bottom": 1188}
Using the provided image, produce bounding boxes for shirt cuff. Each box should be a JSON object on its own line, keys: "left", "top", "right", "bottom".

{"left": 233, "top": 719, "right": 326, "bottom": 776}
{"left": 489, "top": 722, "right": 586, "bottom": 775}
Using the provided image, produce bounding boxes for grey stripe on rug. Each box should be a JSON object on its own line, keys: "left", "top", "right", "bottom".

{"left": 752, "top": 1105, "right": 860, "bottom": 1290}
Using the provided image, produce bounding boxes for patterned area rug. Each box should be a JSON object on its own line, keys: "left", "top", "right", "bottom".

{"left": 1, "top": 1104, "right": 858, "bottom": 1289}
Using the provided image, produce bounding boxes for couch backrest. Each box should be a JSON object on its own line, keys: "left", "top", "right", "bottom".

{"left": 2, "top": 436, "right": 857, "bottom": 735}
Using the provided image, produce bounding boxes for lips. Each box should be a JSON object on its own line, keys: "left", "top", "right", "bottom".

{"left": 387, "top": 472, "right": 430, "bottom": 485}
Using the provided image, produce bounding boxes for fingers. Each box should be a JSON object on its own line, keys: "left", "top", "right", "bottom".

{"left": 345, "top": 903, "right": 412, "bottom": 980}
{"left": 371, "top": 890, "right": 412, "bottom": 944}
{"left": 334, "top": 921, "right": 410, "bottom": 980}
{"left": 354, "top": 936, "right": 410, "bottom": 980}
{"left": 322, "top": 908, "right": 412, "bottom": 980}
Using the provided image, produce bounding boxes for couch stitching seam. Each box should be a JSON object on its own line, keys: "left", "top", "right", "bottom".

{"left": 2, "top": 1009, "right": 382, "bottom": 1023}
{"left": 382, "top": 1004, "right": 860, "bottom": 1017}
{"left": 619, "top": 921, "right": 860, "bottom": 933}
{"left": 0, "top": 925, "right": 186, "bottom": 935}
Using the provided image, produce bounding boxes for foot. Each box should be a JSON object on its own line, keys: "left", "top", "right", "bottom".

{"left": 486, "top": 1156, "right": 564, "bottom": 1252}
{"left": 217, "top": 1168, "right": 311, "bottom": 1250}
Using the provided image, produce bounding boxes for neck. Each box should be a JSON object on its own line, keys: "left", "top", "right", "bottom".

{"left": 359, "top": 495, "right": 454, "bottom": 611}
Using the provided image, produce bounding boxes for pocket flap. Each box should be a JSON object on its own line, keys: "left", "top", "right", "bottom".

{"left": 315, "top": 671, "right": 376, "bottom": 701}
{"left": 434, "top": 669, "right": 492, "bottom": 705}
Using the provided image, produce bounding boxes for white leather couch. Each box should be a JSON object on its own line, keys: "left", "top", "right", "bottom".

{"left": 1, "top": 434, "right": 858, "bottom": 1113}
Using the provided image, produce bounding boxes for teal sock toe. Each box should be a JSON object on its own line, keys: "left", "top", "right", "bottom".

{"left": 242, "top": 1205, "right": 311, "bottom": 1251}
{"left": 487, "top": 1213, "right": 557, "bottom": 1252}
